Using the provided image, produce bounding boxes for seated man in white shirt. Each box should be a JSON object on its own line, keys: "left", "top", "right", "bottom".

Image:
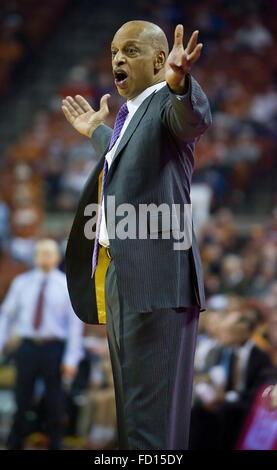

{"left": 0, "top": 239, "right": 84, "bottom": 450}
{"left": 190, "top": 310, "right": 272, "bottom": 449}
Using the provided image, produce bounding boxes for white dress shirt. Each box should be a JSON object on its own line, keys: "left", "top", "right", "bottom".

{"left": 0, "top": 268, "right": 84, "bottom": 367}
{"left": 234, "top": 339, "right": 254, "bottom": 392}
{"left": 99, "top": 80, "right": 167, "bottom": 247}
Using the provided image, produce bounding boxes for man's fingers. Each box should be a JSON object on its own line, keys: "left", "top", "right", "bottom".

{"left": 62, "top": 99, "right": 79, "bottom": 118}
{"left": 174, "top": 24, "right": 184, "bottom": 48}
{"left": 188, "top": 43, "right": 203, "bottom": 64}
{"left": 100, "top": 93, "right": 111, "bottom": 114}
{"left": 179, "top": 43, "right": 202, "bottom": 71}
{"left": 186, "top": 30, "right": 199, "bottom": 54}
{"left": 62, "top": 99, "right": 78, "bottom": 117}
{"left": 75, "top": 95, "right": 93, "bottom": 112}
{"left": 66, "top": 95, "right": 84, "bottom": 115}
{"left": 62, "top": 105, "right": 74, "bottom": 124}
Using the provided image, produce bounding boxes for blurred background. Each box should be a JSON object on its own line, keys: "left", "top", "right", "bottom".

{"left": 0, "top": 0, "right": 277, "bottom": 450}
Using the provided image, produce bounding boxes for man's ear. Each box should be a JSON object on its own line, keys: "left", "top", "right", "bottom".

{"left": 154, "top": 51, "right": 166, "bottom": 73}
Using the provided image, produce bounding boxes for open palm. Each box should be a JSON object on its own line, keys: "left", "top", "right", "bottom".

{"left": 61, "top": 94, "right": 110, "bottom": 138}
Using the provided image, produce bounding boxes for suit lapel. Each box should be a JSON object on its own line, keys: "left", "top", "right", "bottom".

{"left": 80, "top": 89, "right": 157, "bottom": 204}
{"left": 104, "top": 90, "right": 156, "bottom": 185}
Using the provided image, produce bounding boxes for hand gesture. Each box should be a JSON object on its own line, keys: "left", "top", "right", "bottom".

{"left": 165, "top": 26, "right": 203, "bottom": 94}
{"left": 62, "top": 94, "right": 110, "bottom": 138}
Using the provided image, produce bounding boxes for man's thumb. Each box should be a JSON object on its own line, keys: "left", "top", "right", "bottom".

{"left": 100, "top": 93, "right": 110, "bottom": 116}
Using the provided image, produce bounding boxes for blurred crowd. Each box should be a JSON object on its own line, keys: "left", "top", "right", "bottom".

{"left": 0, "top": 0, "right": 277, "bottom": 450}
{"left": 191, "top": 308, "right": 276, "bottom": 449}
{"left": 0, "top": 0, "right": 72, "bottom": 97}
{"left": 189, "top": 205, "right": 277, "bottom": 448}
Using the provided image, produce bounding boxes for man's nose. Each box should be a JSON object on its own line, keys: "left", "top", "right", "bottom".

{"left": 113, "top": 52, "right": 126, "bottom": 66}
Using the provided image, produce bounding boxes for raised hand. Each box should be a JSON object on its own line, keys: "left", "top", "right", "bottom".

{"left": 61, "top": 94, "right": 110, "bottom": 138}
{"left": 165, "top": 26, "right": 203, "bottom": 94}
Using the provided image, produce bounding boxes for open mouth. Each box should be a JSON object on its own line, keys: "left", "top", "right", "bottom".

{"left": 114, "top": 70, "right": 128, "bottom": 87}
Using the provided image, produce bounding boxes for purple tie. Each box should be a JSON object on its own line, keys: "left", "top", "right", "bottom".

{"left": 92, "top": 102, "right": 129, "bottom": 275}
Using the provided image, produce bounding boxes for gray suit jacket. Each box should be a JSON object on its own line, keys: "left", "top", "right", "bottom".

{"left": 65, "top": 74, "right": 212, "bottom": 324}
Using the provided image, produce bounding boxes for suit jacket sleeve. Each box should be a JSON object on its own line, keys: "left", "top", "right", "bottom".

{"left": 90, "top": 124, "right": 113, "bottom": 155}
{"left": 161, "top": 73, "right": 212, "bottom": 141}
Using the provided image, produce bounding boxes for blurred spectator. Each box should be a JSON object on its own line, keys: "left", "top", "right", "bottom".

{"left": 190, "top": 310, "right": 274, "bottom": 449}
{"left": 248, "top": 84, "right": 277, "bottom": 134}
{"left": 233, "top": 15, "right": 273, "bottom": 53}
{"left": 194, "top": 310, "right": 224, "bottom": 374}
{"left": 0, "top": 239, "right": 84, "bottom": 449}
{"left": 219, "top": 254, "right": 245, "bottom": 294}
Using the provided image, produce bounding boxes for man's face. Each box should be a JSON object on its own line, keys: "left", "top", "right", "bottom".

{"left": 35, "top": 245, "right": 60, "bottom": 273}
{"left": 219, "top": 312, "right": 251, "bottom": 347}
{"left": 111, "top": 24, "right": 159, "bottom": 100}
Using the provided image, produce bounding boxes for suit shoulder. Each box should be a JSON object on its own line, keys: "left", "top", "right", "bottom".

{"left": 251, "top": 345, "right": 272, "bottom": 364}
{"left": 13, "top": 269, "right": 34, "bottom": 284}
{"left": 147, "top": 86, "right": 170, "bottom": 121}
{"left": 6, "top": 269, "right": 37, "bottom": 294}
{"left": 155, "top": 85, "right": 170, "bottom": 103}
{"left": 52, "top": 269, "right": 67, "bottom": 284}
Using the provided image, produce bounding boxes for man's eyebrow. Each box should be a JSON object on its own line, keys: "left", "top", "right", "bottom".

{"left": 111, "top": 40, "right": 142, "bottom": 49}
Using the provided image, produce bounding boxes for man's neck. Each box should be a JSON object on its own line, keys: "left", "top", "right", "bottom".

{"left": 130, "top": 78, "right": 166, "bottom": 101}
{"left": 130, "top": 71, "right": 166, "bottom": 100}
{"left": 37, "top": 267, "right": 55, "bottom": 275}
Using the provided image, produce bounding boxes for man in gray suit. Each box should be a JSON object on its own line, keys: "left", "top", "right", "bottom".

{"left": 62, "top": 20, "right": 212, "bottom": 450}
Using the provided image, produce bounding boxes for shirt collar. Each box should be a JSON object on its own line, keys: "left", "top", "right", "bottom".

{"left": 127, "top": 81, "right": 166, "bottom": 115}
{"left": 234, "top": 339, "right": 254, "bottom": 357}
{"left": 241, "top": 339, "right": 254, "bottom": 353}
{"left": 34, "top": 267, "right": 58, "bottom": 280}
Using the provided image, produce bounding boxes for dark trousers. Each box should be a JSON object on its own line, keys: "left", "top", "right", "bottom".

{"left": 7, "top": 338, "right": 65, "bottom": 450}
{"left": 105, "top": 258, "right": 200, "bottom": 450}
